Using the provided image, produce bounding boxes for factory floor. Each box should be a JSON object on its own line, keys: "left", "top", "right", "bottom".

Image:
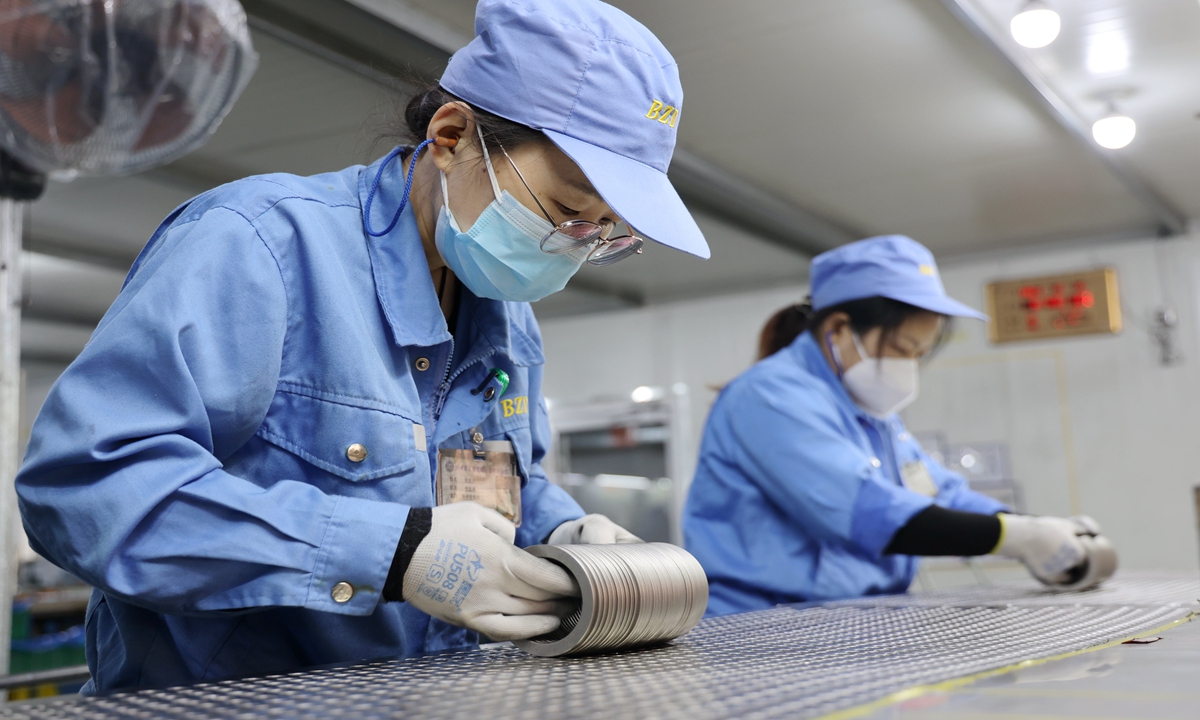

{"left": 858, "top": 612, "right": 1200, "bottom": 720}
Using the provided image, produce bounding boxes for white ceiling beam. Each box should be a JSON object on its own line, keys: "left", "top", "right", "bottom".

{"left": 340, "top": 0, "right": 471, "bottom": 53}
{"left": 21, "top": 318, "right": 95, "bottom": 363}
{"left": 246, "top": 14, "right": 399, "bottom": 89}
{"left": 668, "top": 150, "right": 859, "bottom": 255}
{"left": 22, "top": 252, "right": 125, "bottom": 325}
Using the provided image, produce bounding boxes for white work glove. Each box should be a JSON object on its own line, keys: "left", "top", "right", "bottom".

{"left": 1069, "top": 515, "right": 1102, "bottom": 537}
{"left": 403, "top": 502, "right": 580, "bottom": 641}
{"left": 548, "top": 514, "right": 642, "bottom": 545}
{"left": 994, "top": 513, "right": 1087, "bottom": 585}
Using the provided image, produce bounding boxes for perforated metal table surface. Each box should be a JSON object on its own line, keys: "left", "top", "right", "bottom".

{"left": 5, "top": 572, "right": 1197, "bottom": 719}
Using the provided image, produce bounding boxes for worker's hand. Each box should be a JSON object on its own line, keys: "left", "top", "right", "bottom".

{"left": 403, "top": 502, "right": 580, "bottom": 641}
{"left": 994, "top": 513, "right": 1087, "bottom": 585}
{"left": 1069, "top": 515, "right": 1102, "bottom": 537}
{"left": 548, "top": 514, "right": 642, "bottom": 545}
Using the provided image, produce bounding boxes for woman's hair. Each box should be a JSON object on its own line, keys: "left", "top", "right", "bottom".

{"left": 757, "top": 296, "right": 950, "bottom": 360}
{"left": 398, "top": 83, "right": 545, "bottom": 155}
{"left": 757, "top": 303, "right": 813, "bottom": 360}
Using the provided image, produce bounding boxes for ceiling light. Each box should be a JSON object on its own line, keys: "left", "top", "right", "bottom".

{"left": 1086, "top": 32, "right": 1129, "bottom": 74}
{"left": 1092, "top": 112, "right": 1136, "bottom": 149}
{"left": 631, "top": 386, "right": 658, "bottom": 403}
{"left": 1010, "top": 2, "right": 1061, "bottom": 49}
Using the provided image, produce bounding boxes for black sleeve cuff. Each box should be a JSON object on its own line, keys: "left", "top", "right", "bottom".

{"left": 884, "top": 505, "right": 1001, "bottom": 557}
{"left": 383, "top": 507, "right": 433, "bottom": 602}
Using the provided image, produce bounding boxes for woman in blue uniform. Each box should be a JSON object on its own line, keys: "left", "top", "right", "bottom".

{"left": 684, "top": 236, "right": 1113, "bottom": 616}
{"left": 16, "top": 0, "right": 708, "bottom": 691}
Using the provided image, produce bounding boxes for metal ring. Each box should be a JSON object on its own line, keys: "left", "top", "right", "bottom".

{"left": 514, "top": 543, "right": 709, "bottom": 658}
{"left": 1048, "top": 535, "right": 1119, "bottom": 592}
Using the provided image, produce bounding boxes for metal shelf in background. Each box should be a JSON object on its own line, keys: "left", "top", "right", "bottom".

{"left": 0, "top": 666, "right": 89, "bottom": 692}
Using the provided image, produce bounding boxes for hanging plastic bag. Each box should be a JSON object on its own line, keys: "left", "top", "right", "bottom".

{"left": 0, "top": 0, "right": 257, "bottom": 178}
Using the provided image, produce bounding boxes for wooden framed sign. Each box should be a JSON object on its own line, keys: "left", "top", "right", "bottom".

{"left": 985, "top": 268, "right": 1121, "bottom": 344}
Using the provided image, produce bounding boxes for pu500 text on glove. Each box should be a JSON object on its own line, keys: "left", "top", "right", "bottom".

{"left": 401, "top": 502, "right": 579, "bottom": 640}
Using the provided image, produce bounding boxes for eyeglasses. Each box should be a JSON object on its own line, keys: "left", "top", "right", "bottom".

{"left": 497, "top": 144, "right": 644, "bottom": 267}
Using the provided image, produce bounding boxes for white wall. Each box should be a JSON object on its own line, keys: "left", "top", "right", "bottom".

{"left": 921, "top": 232, "right": 1200, "bottom": 572}
{"left": 539, "top": 283, "right": 809, "bottom": 474}
{"left": 538, "top": 231, "right": 1200, "bottom": 572}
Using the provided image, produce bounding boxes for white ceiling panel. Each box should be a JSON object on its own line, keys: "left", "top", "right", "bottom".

{"left": 402, "top": 0, "right": 1191, "bottom": 254}
{"left": 969, "top": 0, "right": 1200, "bottom": 219}
{"left": 612, "top": 0, "right": 1158, "bottom": 252}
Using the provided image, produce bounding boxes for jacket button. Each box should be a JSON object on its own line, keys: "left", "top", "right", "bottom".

{"left": 414, "top": 357, "right": 431, "bottom": 372}
{"left": 346, "top": 444, "right": 368, "bottom": 463}
{"left": 870, "top": 457, "right": 882, "bottom": 468}
{"left": 331, "top": 582, "right": 355, "bottom": 603}
{"left": 483, "top": 387, "right": 496, "bottom": 401}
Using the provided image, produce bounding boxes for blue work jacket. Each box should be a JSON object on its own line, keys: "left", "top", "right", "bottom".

{"left": 16, "top": 154, "right": 585, "bottom": 692}
{"left": 683, "top": 331, "right": 1006, "bottom": 616}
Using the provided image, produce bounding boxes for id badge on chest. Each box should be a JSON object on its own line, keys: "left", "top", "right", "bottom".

{"left": 900, "top": 460, "right": 938, "bottom": 497}
{"left": 436, "top": 427, "right": 522, "bottom": 526}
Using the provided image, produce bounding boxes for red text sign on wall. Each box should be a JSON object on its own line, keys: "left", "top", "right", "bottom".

{"left": 986, "top": 268, "right": 1121, "bottom": 344}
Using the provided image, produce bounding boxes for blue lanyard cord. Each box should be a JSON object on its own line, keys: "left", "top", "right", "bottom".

{"left": 363, "top": 138, "right": 435, "bottom": 237}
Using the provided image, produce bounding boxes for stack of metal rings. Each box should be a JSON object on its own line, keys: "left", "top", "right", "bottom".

{"left": 514, "top": 542, "right": 709, "bottom": 658}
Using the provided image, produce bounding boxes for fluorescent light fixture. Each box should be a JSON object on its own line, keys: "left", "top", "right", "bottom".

{"left": 1092, "top": 114, "right": 1136, "bottom": 149}
{"left": 1087, "top": 32, "right": 1130, "bottom": 74}
{"left": 594, "top": 474, "right": 652, "bottom": 490}
{"left": 1011, "top": 2, "right": 1061, "bottom": 48}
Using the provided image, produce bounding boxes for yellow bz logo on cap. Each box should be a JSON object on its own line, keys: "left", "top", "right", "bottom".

{"left": 645, "top": 100, "right": 680, "bottom": 127}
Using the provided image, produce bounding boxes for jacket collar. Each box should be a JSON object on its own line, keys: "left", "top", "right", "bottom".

{"left": 357, "top": 154, "right": 544, "bottom": 366}
{"left": 460, "top": 293, "right": 545, "bottom": 367}
{"left": 791, "top": 330, "right": 878, "bottom": 424}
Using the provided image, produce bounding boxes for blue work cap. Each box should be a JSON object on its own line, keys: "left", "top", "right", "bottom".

{"left": 440, "top": 0, "right": 709, "bottom": 259}
{"left": 810, "top": 235, "right": 987, "bottom": 320}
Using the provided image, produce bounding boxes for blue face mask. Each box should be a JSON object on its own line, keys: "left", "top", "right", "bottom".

{"left": 435, "top": 131, "right": 586, "bottom": 302}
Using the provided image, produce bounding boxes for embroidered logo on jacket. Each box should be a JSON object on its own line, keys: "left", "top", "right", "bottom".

{"left": 501, "top": 396, "right": 529, "bottom": 418}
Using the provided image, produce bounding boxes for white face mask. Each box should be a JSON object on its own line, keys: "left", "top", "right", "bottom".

{"left": 829, "top": 331, "right": 919, "bottom": 418}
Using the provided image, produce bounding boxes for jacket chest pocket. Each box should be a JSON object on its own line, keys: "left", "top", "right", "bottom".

{"left": 257, "top": 389, "right": 419, "bottom": 482}
{"left": 474, "top": 413, "right": 533, "bottom": 486}
{"left": 502, "top": 423, "right": 533, "bottom": 486}
{"left": 893, "top": 436, "right": 925, "bottom": 468}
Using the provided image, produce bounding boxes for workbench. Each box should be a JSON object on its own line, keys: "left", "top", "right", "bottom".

{"left": 3, "top": 571, "right": 1196, "bottom": 719}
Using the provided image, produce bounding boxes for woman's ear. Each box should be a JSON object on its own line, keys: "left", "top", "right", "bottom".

{"left": 426, "top": 102, "right": 475, "bottom": 172}
{"left": 824, "top": 312, "right": 851, "bottom": 341}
